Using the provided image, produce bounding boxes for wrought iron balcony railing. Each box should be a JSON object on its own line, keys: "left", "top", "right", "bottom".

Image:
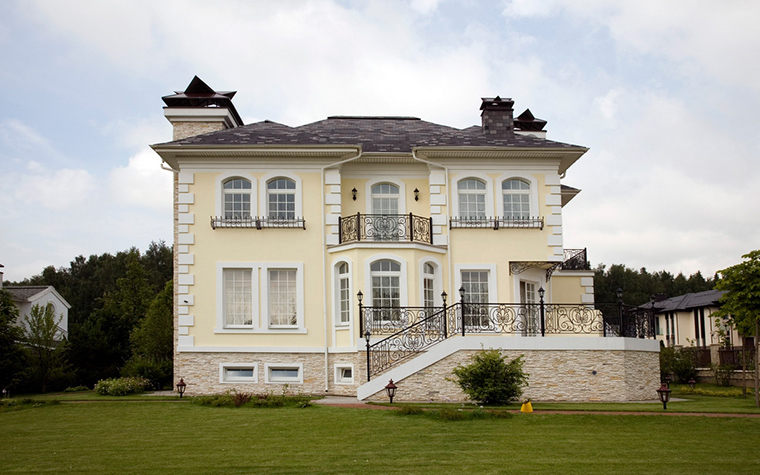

{"left": 211, "top": 215, "right": 306, "bottom": 230}
{"left": 360, "top": 296, "right": 655, "bottom": 379}
{"left": 338, "top": 213, "right": 433, "bottom": 244}
{"left": 449, "top": 216, "right": 544, "bottom": 229}
{"left": 560, "top": 248, "right": 590, "bottom": 271}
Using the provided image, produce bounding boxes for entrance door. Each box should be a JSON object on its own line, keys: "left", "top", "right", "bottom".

{"left": 520, "top": 281, "right": 539, "bottom": 335}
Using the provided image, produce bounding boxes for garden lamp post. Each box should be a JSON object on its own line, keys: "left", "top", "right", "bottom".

{"left": 656, "top": 383, "right": 671, "bottom": 410}
{"left": 688, "top": 378, "right": 696, "bottom": 389}
{"left": 365, "top": 329, "right": 371, "bottom": 382}
{"left": 385, "top": 379, "right": 398, "bottom": 404}
{"left": 176, "top": 378, "right": 187, "bottom": 398}
{"left": 664, "top": 375, "right": 672, "bottom": 388}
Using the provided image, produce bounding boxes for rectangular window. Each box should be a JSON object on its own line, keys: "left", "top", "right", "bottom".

{"left": 335, "top": 364, "right": 354, "bottom": 384}
{"left": 220, "top": 363, "right": 257, "bottom": 383}
{"left": 266, "top": 364, "right": 303, "bottom": 384}
{"left": 462, "top": 270, "right": 489, "bottom": 326}
{"left": 269, "top": 269, "right": 298, "bottom": 327}
{"left": 224, "top": 268, "right": 253, "bottom": 327}
{"left": 339, "top": 275, "right": 350, "bottom": 324}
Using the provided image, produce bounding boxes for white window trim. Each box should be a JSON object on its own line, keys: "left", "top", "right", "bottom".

{"left": 496, "top": 173, "right": 539, "bottom": 218}
{"left": 365, "top": 177, "right": 406, "bottom": 215}
{"left": 262, "top": 263, "right": 305, "bottom": 330}
{"left": 334, "top": 363, "right": 355, "bottom": 385}
{"left": 265, "top": 363, "right": 304, "bottom": 384}
{"left": 451, "top": 173, "right": 494, "bottom": 218}
{"left": 216, "top": 262, "right": 305, "bottom": 332}
{"left": 215, "top": 172, "right": 257, "bottom": 217}
{"left": 454, "top": 264, "right": 498, "bottom": 303}
{"left": 219, "top": 363, "right": 258, "bottom": 383}
{"left": 216, "top": 263, "right": 259, "bottom": 331}
{"left": 259, "top": 172, "right": 303, "bottom": 219}
{"left": 332, "top": 258, "right": 353, "bottom": 327}
{"left": 419, "top": 257, "right": 444, "bottom": 307}
{"left": 364, "top": 254, "right": 409, "bottom": 308}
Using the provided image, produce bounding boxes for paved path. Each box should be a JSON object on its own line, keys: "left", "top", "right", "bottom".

{"left": 312, "top": 396, "right": 760, "bottom": 417}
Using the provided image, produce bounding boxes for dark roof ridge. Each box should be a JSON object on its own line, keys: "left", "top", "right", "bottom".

{"left": 326, "top": 116, "right": 421, "bottom": 120}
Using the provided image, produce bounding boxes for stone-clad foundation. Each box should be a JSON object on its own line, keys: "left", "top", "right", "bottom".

{"left": 175, "top": 345, "right": 659, "bottom": 402}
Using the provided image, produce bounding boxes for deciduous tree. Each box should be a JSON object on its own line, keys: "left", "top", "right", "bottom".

{"left": 714, "top": 250, "right": 760, "bottom": 407}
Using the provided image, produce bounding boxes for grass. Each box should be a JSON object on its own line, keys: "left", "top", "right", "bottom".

{"left": 1, "top": 396, "right": 759, "bottom": 474}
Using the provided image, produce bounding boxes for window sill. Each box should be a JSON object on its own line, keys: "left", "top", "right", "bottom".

{"left": 215, "top": 328, "right": 308, "bottom": 334}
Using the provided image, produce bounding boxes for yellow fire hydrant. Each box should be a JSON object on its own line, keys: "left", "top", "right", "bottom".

{"left": 520, "top": 398, "right": 533, "bottom": 413}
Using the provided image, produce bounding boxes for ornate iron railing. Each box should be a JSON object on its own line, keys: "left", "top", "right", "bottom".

{"left": 560, "top": 248, "right": 589, "bottom": 270}
{"left": 361, "top": 296, "right": 655, "bottom": 380}
{"left": 366, "top": 308, "right": 450, "bottom": 377}
{"left": 449, "top": 216, "right": 544, "bottom": 229}
{"left": 211, "top": 216, "right": 306, "bottom": 230}
{"left": 338, "top": 213, "right": 433, "bottom": 244}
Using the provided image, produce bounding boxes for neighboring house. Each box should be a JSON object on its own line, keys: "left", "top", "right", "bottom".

{"left": 3, "top": 285, "right": 70, "bottom": 343}
{"left": 151, "top": 77, "right": 659, "bottom": 402}
{"left": 652, "top": 289, "right": 751, "bottom": 370}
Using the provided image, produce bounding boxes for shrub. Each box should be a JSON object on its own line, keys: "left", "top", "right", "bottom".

{"left": 450, "top": 349, "right": 528, "bottom": 405}
{"left": 711, "top": 363, "right": 736, "bottom": 387}
{"left": 660, "top": 346, "right": 697, "bottom": 383}
{"left": 120, "top": 356, "right": 172, "bottom": 390}
{"left": 232, "top": 392, "right": 252, "bottom": 407}
{"left": 94, "top": 377, "right": 151, "bottom": 396}
{"left": 64, "top": 385, "right": 89, "bottom": 392}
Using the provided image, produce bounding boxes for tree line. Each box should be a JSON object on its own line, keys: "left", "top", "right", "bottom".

{"left": 1, "top": 242, "right": 173, "bottom": 393}
{"left": 593, "top": 264, "right": 716, "bottom": 306}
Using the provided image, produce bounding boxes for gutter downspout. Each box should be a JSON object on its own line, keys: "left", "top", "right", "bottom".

{"left": 320, "top": 148, "right": 363, "bottom": 392}
{"left": 411, "top": 149, "right": 453, "bottom": 301}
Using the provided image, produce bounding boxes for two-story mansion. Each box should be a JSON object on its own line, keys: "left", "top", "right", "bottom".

{"left": 152, "top": 77, "right": 659, "bottom": 402}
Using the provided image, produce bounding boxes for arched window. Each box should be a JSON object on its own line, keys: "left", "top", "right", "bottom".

{"left": 458, "top": 179, "right": 486, "bottom": 219}
{"left": 370, "top": 260, "right": 401, "bottom": 323}
{"left": 267, "top": 178, "right": 296, "bottom": 220}
{"left": 502, "top": 178, "right": 531, "bottom": 219}
{"left": 337, "top": 262, "right": 350, "bottom": 325}
{"left": 223, "top": 178, "right": 252, "bottom": 219}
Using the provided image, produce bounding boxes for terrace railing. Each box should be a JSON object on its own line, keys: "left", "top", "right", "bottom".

{"left": 339, "top": 213, "right": 433, "bottom": 244}
{"left": 360, "top": 295, "right": 655, "bottom": 380}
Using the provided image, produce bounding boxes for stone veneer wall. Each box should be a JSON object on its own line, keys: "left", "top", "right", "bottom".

{"left": 176, "top": 347, "right": 658, "bottom": 402}
{"left": 176, "top": 352, "right": 366, "bottom": 396}
{"left": 365, "top": 348, "right": 660, "bottom": 403}
{"left": 172, "top": 121, "right": 226, "bottom": 141}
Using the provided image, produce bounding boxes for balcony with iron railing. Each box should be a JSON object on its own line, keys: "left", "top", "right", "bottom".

{"left": 211, "top": 215, "right": 306, "bottom": 230}
{"left": 338, "top": 213, "right": 433, "bottom": 244}
{"left": 449, "top": 216, "right": 544, "bottom": 229}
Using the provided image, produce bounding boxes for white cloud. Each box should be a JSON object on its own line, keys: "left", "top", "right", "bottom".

{"left": 12, "top": 161, "right": 95, "bottom": 211}
{"left": 410, "top": 0, "right": 442, "bottom": 15}
{"left": 109, "top": 149, "right": 172, "bottom": 211}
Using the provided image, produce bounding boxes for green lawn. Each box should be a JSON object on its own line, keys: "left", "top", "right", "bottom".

{"left": 1, "top": 399, "right": 759, "bottom": 474}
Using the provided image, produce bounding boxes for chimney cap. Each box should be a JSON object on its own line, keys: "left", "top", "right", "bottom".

{"left": 162, "top": 76, "right": 243, "bottom": 126}
{"left": 480, "top": 96, "right": 514, "bottom": 110}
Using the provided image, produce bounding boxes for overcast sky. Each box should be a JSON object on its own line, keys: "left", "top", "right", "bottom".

{"left": 1, "top": 0, "right": 758, "bottom": 283}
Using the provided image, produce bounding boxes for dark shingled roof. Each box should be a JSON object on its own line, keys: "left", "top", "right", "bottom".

{"left": 4, "top": 286, "right": 51, "bottom": 302}
{"left": 651, "top": 290, "right": 726, "bottom": 312}
{"left": 155, "top": 116, "right": 585, "bottom": 153}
